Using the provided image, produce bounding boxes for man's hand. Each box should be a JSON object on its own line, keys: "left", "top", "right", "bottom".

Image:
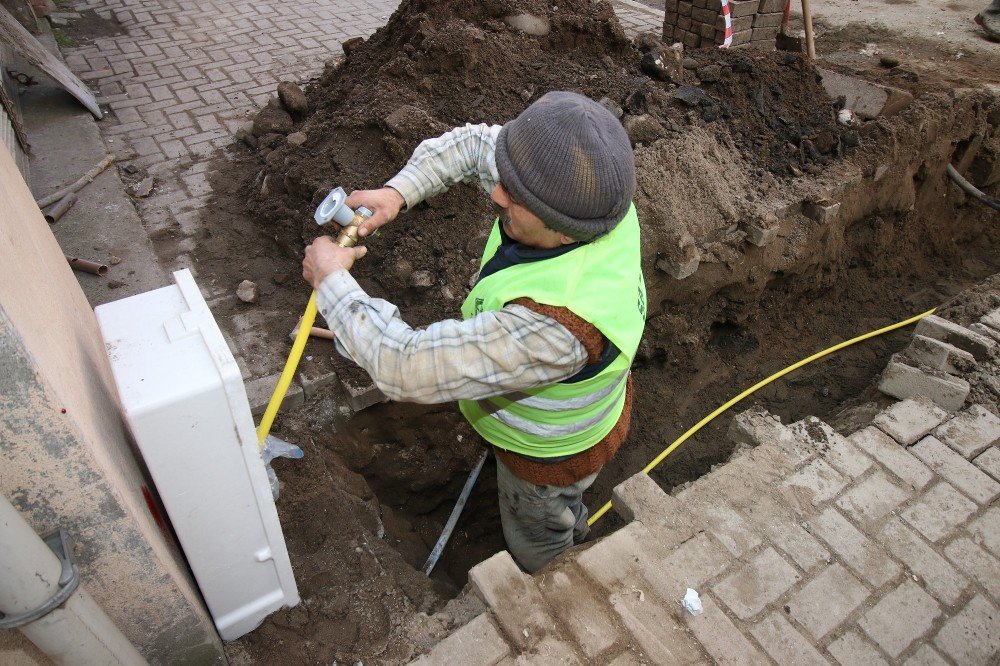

{"left": 303, "top": 236, "right": 368, "bottom": 289}
{"left": 345, "top": 187, "right": 405, "bottom": 238}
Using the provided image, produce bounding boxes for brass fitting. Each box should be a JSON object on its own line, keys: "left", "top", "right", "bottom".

{"left": 334, "top": 208, "right": 372, "bottom": 248}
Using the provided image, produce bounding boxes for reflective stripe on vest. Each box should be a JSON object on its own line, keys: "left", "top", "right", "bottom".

{"left": 458, "top": 204, "right": 646, "bottom": 458}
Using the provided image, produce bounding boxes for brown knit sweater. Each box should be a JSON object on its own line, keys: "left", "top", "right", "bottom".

{"left": 492, "top": 298, "right": 633, "bottom": 487}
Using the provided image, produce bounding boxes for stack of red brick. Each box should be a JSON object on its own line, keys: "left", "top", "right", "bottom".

{"left": 664, "top": 0, "right": 787, "bottom": 49}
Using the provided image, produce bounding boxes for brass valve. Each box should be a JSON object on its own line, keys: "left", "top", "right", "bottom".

{"left": 334, "top": 207, "right": 372, "bottom": 248}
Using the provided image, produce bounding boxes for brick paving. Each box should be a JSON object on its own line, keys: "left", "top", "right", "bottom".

{"left": 410, "top": 308, "right": 1000, "bottom": 664}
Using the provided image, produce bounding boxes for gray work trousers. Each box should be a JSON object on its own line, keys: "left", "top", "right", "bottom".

{"left": 496, "top": 456, "right": 599, "bottom": 573}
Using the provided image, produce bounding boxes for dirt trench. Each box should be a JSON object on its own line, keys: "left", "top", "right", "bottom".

{"left": 197, "top": 1, "right": 1000, "bottom": 663}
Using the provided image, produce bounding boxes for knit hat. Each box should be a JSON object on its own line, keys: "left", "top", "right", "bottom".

{"left": 495, "top": 91, "right": 636, "bottom": 242}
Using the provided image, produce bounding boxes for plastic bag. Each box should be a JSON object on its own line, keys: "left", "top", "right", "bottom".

{"left": 262, "top": 435, "right": 304, "bottom": 499}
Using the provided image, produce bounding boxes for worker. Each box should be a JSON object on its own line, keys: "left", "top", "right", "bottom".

{"left": 977, "top": 0, "right": 1000, "bottom": 40}
{"left": 301, "top": 91, "right": 646, "bottom": 573}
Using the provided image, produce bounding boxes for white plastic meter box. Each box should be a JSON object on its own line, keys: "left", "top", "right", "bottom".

{"left": 95, "top": 269, "right": 299, "bottom": 641}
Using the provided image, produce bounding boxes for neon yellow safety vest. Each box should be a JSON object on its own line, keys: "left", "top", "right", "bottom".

{"left": 458, "top": 204, "right": 647, "bottom": 459}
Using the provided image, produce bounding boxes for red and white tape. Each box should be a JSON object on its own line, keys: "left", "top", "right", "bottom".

{"left": 719, "top": 0, "right": 733, "bottom": 48}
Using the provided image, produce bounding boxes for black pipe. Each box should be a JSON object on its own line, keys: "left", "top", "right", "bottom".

{"left": 946, "top": 164, "right": 1000, "bottom": 212}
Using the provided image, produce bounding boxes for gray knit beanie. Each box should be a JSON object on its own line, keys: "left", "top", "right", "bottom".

{"left": 495, "top": 91, "right": 636, "bottom": 242}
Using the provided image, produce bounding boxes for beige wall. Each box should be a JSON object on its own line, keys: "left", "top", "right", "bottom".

{"left": 0, "top": 144, "right": 223, "bottom": 663}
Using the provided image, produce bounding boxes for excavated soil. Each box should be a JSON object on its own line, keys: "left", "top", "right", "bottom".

{"left": 191, "top": 0, "right": 1000, "bottom": 663}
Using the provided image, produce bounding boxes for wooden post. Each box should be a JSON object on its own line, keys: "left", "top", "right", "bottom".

{"left": 801, "top": 0, "right": 816, "bottom": 59}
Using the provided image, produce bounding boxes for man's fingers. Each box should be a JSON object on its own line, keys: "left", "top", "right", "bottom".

{"left": 354, "top": 246, "right": 368, "bottom": 260}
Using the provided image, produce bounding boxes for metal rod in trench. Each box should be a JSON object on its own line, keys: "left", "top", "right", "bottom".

{"left": 422, "top": 449, "right": 489, "bottom": 576}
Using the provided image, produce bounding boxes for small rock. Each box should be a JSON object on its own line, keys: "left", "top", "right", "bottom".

{"left": 787, "top": 162, "right": 804, "bottom": 177}
{"left": 879, "top": 55, "right": 900, "bottom": 68}
{"left": 624, "top": 114, "right": 666, "bottom": 146}
{"left": 130, "top": 177, "right": 154, "bottom": 198}
{"left": 682, "top": 57, "right": 700, "bottom": 70}
{"left": 235, "top": 121, "right": 258, "bottom": 148}
{"left": 252, "top": 106, "right": 293, "bottom": 136}
{"left": 342, "top": 37, "right": 364, "bottom": 56}
{"left": 673, "top": 85, "right": 712, "bottom": 107}
{"left": 841, "top": 130, "right": 861, "bottom": 148}
{"left": 633, "top": 32, "right": 663, "bottom": 53}
{"left": 813, "top": 130, "right": 837, "bottom": 154}
{"left": 110, "top": 255, "right": 122, "bottom": 266}
{"left": 503, "top": 13, "right": 550, "bottom": 36}
{"left": 599, "top": 97, "right": 624, "bottom": 120}
{"left": 122, "top": 164, "right": 139, "bottom": 175}
{"left": 696, "top": 64, "right": 721, "bottom": 83}
{"left": 394, "top": 259, "right": 413, "bottom": 282}
{"left": 277, "top": 81, "right": 309, "bottom": 117}
{"left": 287, "top": 132, "right": 307, "bottom": 147}
{"left": 237, "top": 280, "right": 259, "bottom": 304}
{"left": 409, "top": 270, "right": 434, "bottom": 289}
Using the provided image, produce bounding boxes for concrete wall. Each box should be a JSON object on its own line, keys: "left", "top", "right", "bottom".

{"left": 0, "top": 144, "right": 224, "bottom": 663}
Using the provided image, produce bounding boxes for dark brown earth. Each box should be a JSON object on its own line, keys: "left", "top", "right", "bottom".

{"left": 187, "top": 1, "right": 1000, "bottom": 663}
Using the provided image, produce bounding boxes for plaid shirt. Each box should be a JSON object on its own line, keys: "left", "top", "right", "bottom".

{"left": 315, "top": 124, "right": 586, "bottom": 404}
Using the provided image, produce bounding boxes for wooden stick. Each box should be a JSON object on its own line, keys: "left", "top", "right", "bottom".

{"left": 36, "top": 154, "right": 114, "bottom": 208}
{"left": 288, "top": 325, "right": 335, "bottom": 341}
{"left": 801, "top": 0, "right": 816, "bottom": 59}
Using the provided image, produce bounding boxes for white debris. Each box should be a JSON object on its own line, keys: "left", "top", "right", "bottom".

{"left": 837, "top": 108, "right": 859, "bottom": 126}
{"left": 682, "top": 588, "right": 703, "bottom": 616}
{"left": 236, "top": 279, "right": 259, "bottom": 303}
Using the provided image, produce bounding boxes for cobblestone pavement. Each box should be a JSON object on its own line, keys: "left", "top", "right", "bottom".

{"left": 60, "top": 0, "right": 663, "bottom": 383}
{"left": 412, "top": 306, "right": 1000, "bottom": 664}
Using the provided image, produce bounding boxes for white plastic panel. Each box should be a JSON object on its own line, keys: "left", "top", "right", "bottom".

{"left": 95, "top": 269, "right": 298, "bottom": 641}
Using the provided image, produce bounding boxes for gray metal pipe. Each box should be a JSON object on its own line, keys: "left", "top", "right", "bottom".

{"left": 0, "top": 494, "right": 147, "bottom": 665}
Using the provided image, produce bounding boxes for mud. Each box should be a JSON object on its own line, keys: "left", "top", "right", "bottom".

{"left": 195, "top": 0, "right": 1000, "bottom": 663}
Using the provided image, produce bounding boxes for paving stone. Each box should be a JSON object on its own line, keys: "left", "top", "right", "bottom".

{"left": 969, "top": 505, "right": 1000, "bottom": 557}
{"left": 739, "top": 495, "right": 830, "bottom": 571}
{"left": 901, "top": 482, "right": 978, "bottom": 543}
{"left": 850, "top": 426, "right": 934, "bottom": 490}
{"left": 788, "top": 563, "right": 870, "bottom": 640}
{"left": 932, "top": 594, "right": 1000, "bottom": 665}
{"left": 657, "top": 531, "right": 733, "bottom": 592}
{"left": 911, "top": 436, "right": 1000, "bottom": 504}
{"left": 297, "top": 367, "right": 338, "bottom": 400}
{"left": 576, "top": 521, "right": 674, "bottom": 591}
{"left": 904, "top": 335, "right": 977, "bottom": 376}
{"left": 914, "top": 314, "right": 997, "bottom": 360}
{"left": 468, "top": 552, "right": 557, "bottom": 650}
{"left": 944, "top": 537, "right": 1000, "bottom": 600}
{"left": 611, "top": 472, "right": 698, "bottom": 546}
{"left": 811, "top": 508, "right": 900, "bottom": 586}
{"left": 826, "top": 629, "right": 889, "bottom": 666}
{"left": 835, "top": 469, "right": 912, "bottom": 525}
{"left": 970, "top": 321, "right": 1000, "bottom": 343}
{"left": 858, "top": 579, "right": 941, "bottom": 658}
{"left": 933, "top": 405, "right": 1000, "bottom": 459}
{"left": 903, "top": 644, "right": 950, "bottom": 665}
{"left": 872, "top": 397, "right": 950, "bottom": 445}
{"left": 711, "top": 547, "right": 802, "bottom": 620}
{"left": 877, "top": 359, "right": 970, "bottom": 412}
{"left": 789, "top": 418, "right": 873, "bottom": 478}
{"left": 499, "top": 636, "right": 581, "bottom": 665}
{"left": 608, "top": 589, "right": 704, "bottom": 664}
{"left": 245, "top": 372, "right": 303, "bottom": 416}
{"left": 604, "top": 651, "right": 644, "bottom": 666}
{"left": 684, "top": 595, "right": 766, "bottom": 665}
{"left": 749, "top": 611, "right": 827, "bottom": 666}
{"left": 880, "top": 518, "right": 969, "bottom": 606}
{"left": 973, "top": 447, "right": 1000, "bottom": 482}
{"left": 411, "top": 613, "right": 510, "bottom": 666}
{"left": 782, "top": 457, "right": 847, "bottom": 506}
{"left": 728, "top": 408, "right": 811, "bottom": 468}
{"left": 677, "top": 492, "right": 762, "bottom": 557}
{"left": 538, "top": 566, "right": 620, "bottom": 660}
{"left": 981, "top": 308, "right": 1000, "bottom": 332}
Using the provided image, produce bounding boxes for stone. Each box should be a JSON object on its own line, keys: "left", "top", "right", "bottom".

{"left": 245, "top": 373, "right": 303, "bottom": 416}
{"left": 880, "top": 518, "right": 969, "bottom": 606}
{"left": 632, "top": 31, "right": 663, "bottom": 53}
{"left": 973, "top": 447, "right": 1000, "bottom": 482}
{"left": 286, "top": 132, "right": 307, "bottom": 147}
{"left": 609, "top": 590, "right": 704, "bottom": 664}
{"left": 276, "top": 81, "right": 308, "bottom": 117}
{"left": 741, "top": 496, "right": 830, "bottom": 571}
{"left": 297, "top": 369, "right": 337, "bottom": 400}
{"left": 655, "top": 243, "right": 700, "bottom": 280}
{"left": 340, "top": 374, "right": 388, "bottom": 413}
{"left": 611, "top": 473, "right": 698, "bottom": 544}
{"left": 749, "top": 612, "right": 828, "bottom": 666}
{"left": 811, "top": 508, "right": 900, "bottom": 586}
{"left": 914, "top": 315, "right": 997, "bottom": 361}
{"left": 835, "top": 470, "right": 911, "bottom": 524}
{"left": 235, "top": 121, "right": 258, "bottom": 148}
{"left": 877, "top": 358, "right": 970, "bottom": 412}
{"left": 979, "top": 308, "right": 1000, "bottom": 332}
{"left": 827, "top": 630, "right": 889, "bottom": 666}
{"left": 342, "top": 36, "right": 364, "bottom": 55}
{"left": 904, "top": 645, "right": 950, "bottom": 665}
{"left": 858, "top": 580, "right": 941, "bottom": 658}
{"left": 538, "top": 566, "right": 620, "bottom": 659}
{"left": 801, "top": 197, "right": 841, "bottom": 223}
{"left": 970, "top": 322, "right": 1000, "bottom": 343}
{"left": 623, "top": 114, "right": 666, "bottom": 146}
{"left": 788, "top": 563, "right": 869, "bottom": 640}
{"left": 468, "top": 552, "right": 556, "bottom": 650}
{"left": 576, "top": 521, "right": 668, "bottom": 590}
{"left": 849, "top": 426, "right": 934, "bottom": 490}
{"left": 409, "top": 270, "right": 435, "bottom": 289}
{"left": 696, "top": 64, "right": 722, "bottom": 83}
{"left": 598, "top": 97, "right": 623, "bottom": 120}
{"left": 943, "top": 538, "right": 1000, "bottom": 599}
{"left": 130, "top": 176, "right": 155, "bottom": 198}
{"left": 816, "top": 68, "right": 913, "bottom": 119}
{"left": 672, "top": 84, "right": 713, "bottom": 107}
{"left": 741, "top": 213, "right": 778, "bottom": 247}
{"left": 911, "top": 436, "right": 1000, "bottom": 504}
{"left": 711, "top": 547, "right": 801, "bottom": 620}
{"left": 873, "top": 396, "right": 951, "bottom": 445}
{"left": 933, "top": 405, "right": 1000, "bottom": 459}
{"left": 659, "top": 531, "right": 732, "bottom": 590}
{"left": 905, "top": 335, "right": 977, "bottom": 375}
{"left": 753, "top": 11, "right": 784, "bottom": 28}
{"left": 252, "top": 105, "right": 293, "bottom": 136}
{"left": 411, "top": 613, "right": 510, "bottom": 665}
{"left": 684, "top": 595, "right": 767, "bottom": 664}
{"left": 677, "top": 492, "right": 761, "bottom": 557}
{"left": 236, "top": 279, "right": 259, "bottom": 303}
{"left": 503, "top": 13, "right": 551, "bottom": 36}
{"left": 933, "top": 595, "right": 1000, "bottom": 665}
{"left": 901, "top": 482, "right": 978, "bottom": 543}
{"left": 729, "top": 0, "right": 760, "bottom": 18}
{"left": 782, "top": 458, "right": 847, "bottom": 506}
{"left": 790, "top": 418, "right": 873, "bottom": 477}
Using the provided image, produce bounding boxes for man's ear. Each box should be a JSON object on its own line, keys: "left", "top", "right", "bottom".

{"left": 559, "top": 234, "right": 576, "bottom": 245}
